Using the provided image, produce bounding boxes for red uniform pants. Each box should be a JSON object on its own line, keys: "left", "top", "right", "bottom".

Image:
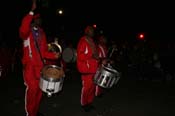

{"left": 80, "top": 74, "right": 96, "bottom": 106}
{"left": 95, "top": 85, "right": 103, "bottom": 97}
{"left": 23, "top": 64, "right": 42, "bottom": 116}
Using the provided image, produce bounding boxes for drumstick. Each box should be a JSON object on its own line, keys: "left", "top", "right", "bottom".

{"left": 109, "top": 47, "right": 115, "bottom": 58}
{"left": 107, "top": 47, "right": 118, "bottom": 68}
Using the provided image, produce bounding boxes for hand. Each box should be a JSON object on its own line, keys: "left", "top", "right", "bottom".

{"left": 92, "top": 53, "right": 99, "bottom": 60}
{"left": 55, "top": 53, "right": 61, "bottom": 59}
{"left": 110, "top": 60, "right": 114, "bottom": 64}
{"left": 31, "top": 0, "right": 37, "bottom": 11}
{"left": 102, "top": 59, "right": 108, "bottom": 65}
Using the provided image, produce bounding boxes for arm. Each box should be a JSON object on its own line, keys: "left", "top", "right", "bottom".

{"left": 42, "top": 32, "right": 60, "bottom": 60}
{"left": 77, "top": 38, "right": 91, "bottom": 61}
{"left": 19, "top": 0, "right": 37, "bottom": 39}
{"left": 19, "top": 12, "right": 34, "bottom": 39}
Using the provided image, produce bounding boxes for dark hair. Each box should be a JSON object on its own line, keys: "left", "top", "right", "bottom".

{"left": 84, "top": 26, "right": 94, "bottom": 35}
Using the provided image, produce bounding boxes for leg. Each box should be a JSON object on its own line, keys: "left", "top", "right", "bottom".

{"left": 95, "top": 85, "right": 103, "bottom": 97}
{"left": 23, "top": 65, "right": 42, "bottom": 116}
{"left": 80, "top": 74, "right": 95, "bottom": 106}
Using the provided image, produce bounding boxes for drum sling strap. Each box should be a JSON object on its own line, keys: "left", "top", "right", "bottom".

{"left": 85, "top": 37, "right": 99, "bottom": 60}
{"left": 32, "top": 28, "right": 46, "bottom": 65}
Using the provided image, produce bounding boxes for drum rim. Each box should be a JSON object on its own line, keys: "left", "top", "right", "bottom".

{"left": 41, "top": 65, "right": 63, "bottom": 82}
{"left": 102, "top": 66, "right": 119, "bottom": 74}
{"left": 42, "top": 65, "right": 62, "bottom": 71}
{"left": 41, "top": 76, "right": 62, "bottom": 82}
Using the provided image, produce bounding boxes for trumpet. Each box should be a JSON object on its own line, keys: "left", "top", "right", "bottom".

{"left": 48, "top": 42, "right": 62, "bottom": 53}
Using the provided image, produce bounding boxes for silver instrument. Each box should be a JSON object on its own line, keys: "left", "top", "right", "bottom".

{"left": 39, "top": 65, "right": 65, "bottom": 97}
{"left": 94, "top": 65, "right": 120, "bottom": 88}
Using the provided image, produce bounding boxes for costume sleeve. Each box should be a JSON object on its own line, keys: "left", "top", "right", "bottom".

{"left": 19, "top": 13, "right": 33, "bottom": 39}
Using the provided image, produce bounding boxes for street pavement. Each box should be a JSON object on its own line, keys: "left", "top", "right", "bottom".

{"left": 0, "top": 65, "right": 175, "bottom": 116}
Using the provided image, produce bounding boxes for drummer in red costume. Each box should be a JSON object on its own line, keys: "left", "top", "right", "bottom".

{"left": 77, "top": 25, "right": 108, "bottom": 112}
{"left": 19, "top": 0, "right": 60, "bottom": 116}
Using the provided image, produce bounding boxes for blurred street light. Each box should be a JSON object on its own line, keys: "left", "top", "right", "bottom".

{"left": 56, "top": 9, "right": 64, "bottom": 15}
{"left": 138, "top": 33, "right": 145, "bottom": 40}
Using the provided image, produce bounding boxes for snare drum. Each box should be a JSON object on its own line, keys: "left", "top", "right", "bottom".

{"left": 94, "top": 65, "right": 120, "bottom": 88}
{"left": 39, "top": 65, "right": 65, "bottom": 97}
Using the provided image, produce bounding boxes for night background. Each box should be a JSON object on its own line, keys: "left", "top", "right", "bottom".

{"left": 1, "top": 0, "right": 175, "bottom": 116}
{"left": 1, "top": 0, "right": 175, "bottom": 44}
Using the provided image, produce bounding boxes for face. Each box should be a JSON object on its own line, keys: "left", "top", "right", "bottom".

{"left": 33, "top": 17, "right": 42, "bottom": 27}
{"left": 88, "top": 28, "right": 94, "bottom": 37}
{"left": 99, "top": 36, "right": 107, "bottom": 44}
{"left": 85, "top": 26, "right": 95, "bottom": 37}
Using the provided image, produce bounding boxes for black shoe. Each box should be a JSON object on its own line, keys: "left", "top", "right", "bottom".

{"left": 82, "top": 105, "right": 90, "bottom": 112}
{"left": 37, "top": 112, "right": 45, "bottom": 116}
{"left": 81, "top": 104, "right": 95, "bottom": 112}
{"left": 96, "top": 93, "right": 104, "bottom": 98}
{"left": 88, "top": 104, "right": 96, "bottom": 110}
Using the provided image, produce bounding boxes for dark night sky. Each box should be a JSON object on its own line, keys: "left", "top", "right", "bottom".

{"left": 1, "top": 0, "right": 175, "bottom": 44}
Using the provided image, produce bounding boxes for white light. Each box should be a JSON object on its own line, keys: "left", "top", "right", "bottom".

{"left": 58, "top": 10, "right": 63, "bottom": 14}
{"left": 56, "top": 9, "right": 64, "bottom": 15}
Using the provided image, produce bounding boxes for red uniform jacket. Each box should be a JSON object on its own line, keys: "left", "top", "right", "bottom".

{"left": 19, "top": 13, "right": 56, "bottom": 66}
{"left": 77, "top": 36, "right": 99, "bottom": 74}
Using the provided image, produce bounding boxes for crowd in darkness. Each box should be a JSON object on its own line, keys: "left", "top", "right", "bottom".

{"left": 0, "top": 30, "right": 22, "bottom": 78}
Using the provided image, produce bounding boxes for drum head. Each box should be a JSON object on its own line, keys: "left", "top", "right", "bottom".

{"left": 41, "top": 65, "right": 64, "bottom": 81}
{"left": 62, "top": 48, "right": 76, "bottom": 63}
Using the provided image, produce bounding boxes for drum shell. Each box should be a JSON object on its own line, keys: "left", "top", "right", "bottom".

{"left": 39, "top": 77, "right": 64, "bottom": 94}
{"left": 39, "top": 65, "right": 65, "bottom": 95}
{"left": 94, "top": 66, "right": 120, "bottom": 88}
